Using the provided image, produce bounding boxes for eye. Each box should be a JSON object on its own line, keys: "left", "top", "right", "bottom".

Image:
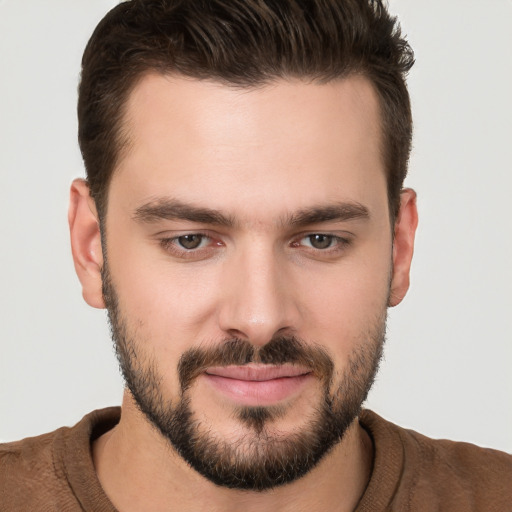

{"left": 305, "top": 234, "right": 335, "bottom": 250}
{"left": 159, "top": 232, "right": 223, "bottom": 260}
{"left": 290, "top": 233, "right": 352, "bottom": 257}
{"left": 176, "top": 234, "right": 207, "bottom": 250}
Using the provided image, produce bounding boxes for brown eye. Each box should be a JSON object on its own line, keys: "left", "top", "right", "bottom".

{"left": 177, "top": 234, "right": 204, "bottom": 249}
{"left": 308, "top": 234, "right": 333, "bottom": 249}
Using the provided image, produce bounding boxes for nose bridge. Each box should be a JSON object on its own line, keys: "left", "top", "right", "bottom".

{"left": 218, "top": 239, "right": 296, "bottom": 345}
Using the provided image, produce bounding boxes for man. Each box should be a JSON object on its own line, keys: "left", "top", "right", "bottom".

{"left": 1, "top": 0, "right": 511, "bottom": 510}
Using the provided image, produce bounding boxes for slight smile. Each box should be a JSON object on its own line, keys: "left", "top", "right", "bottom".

{"left": 203, "top": 364, "right": 314, "bottom": 406}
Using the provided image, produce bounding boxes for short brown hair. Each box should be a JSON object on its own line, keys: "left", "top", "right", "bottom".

{"left": 78, "top": 0, "right": 414, "bottom": 220}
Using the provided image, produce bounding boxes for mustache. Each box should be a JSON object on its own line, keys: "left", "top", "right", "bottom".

{"left": 178, "top": 336, "right": 334, "bottom": 392}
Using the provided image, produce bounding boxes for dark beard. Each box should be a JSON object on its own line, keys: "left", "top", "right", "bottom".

{"left": 102, "top": 263, "right": 384, "bottom": 491}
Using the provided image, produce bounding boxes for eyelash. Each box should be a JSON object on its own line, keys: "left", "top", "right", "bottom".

{"left": 159, "top": 233, "right": 219, "bottom": 259}
{"left": 159, "top": 232, "right": 352, "bottom": 260}
{"left": 292, "top": 234, "right": 351, "bottom": 252}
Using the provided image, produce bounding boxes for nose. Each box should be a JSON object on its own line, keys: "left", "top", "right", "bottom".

{"left": 217, "top": 243, "right": 300, "bottom": 346}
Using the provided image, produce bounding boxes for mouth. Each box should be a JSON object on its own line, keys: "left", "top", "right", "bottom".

{"left": 203, "top": 363, "right": 313, "bottom": 406}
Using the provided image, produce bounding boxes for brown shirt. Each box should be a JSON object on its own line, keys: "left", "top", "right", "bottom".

{"left": 1, "top": 408, "right": 511, "bottom": 511}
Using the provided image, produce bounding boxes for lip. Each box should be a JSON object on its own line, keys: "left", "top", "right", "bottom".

{"left": 203, "top": 364, "right": 313, "bottom": 406}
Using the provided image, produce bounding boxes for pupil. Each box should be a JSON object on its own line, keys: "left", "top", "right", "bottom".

{"left": 179, "top": 235, "right": 202, "bottom": 249}
{"left": 310, "top": 234, "right": 332, "bottom": 249}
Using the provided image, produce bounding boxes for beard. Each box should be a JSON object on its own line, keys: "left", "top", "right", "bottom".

{"left": 102, "top": 263, "right": 385, "bottom": 491}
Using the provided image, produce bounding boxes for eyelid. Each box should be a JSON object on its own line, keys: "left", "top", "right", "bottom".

{"left": 156, "top": 229, "right": 353, "bottom": 261}
{"left": 158, "top": 231, "right": 223, "bottom": 260}
{"left": 292, "top": 229, "right": 353, "bottom": 242}
{"left": 290, "top": 232, "right": 353, "bottom": 254}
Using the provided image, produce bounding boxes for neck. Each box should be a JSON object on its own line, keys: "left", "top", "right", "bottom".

{"left": 93, "top": 393, "right": 373, "bottom": 512}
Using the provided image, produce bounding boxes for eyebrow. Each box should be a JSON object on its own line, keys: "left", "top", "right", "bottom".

{"left": 133, "top": 198, "right": 369, "bottom": 227}
{"left": 287, "top": 202, "right": 370, "bottom": 227}
{"left": 133, "top": 199, "right": 235, "bottom": 226}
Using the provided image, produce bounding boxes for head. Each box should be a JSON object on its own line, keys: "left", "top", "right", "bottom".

{"left": 70, "top": 0, "right": 417, "bottom": 492}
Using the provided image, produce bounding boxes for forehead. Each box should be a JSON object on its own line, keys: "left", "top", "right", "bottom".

{"left": 111, "top": 74, "right": 386, "bottom": 222}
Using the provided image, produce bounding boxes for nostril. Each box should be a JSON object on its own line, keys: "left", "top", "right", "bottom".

{"left": 226, "top": 328, "right": 247, "bottom": 340}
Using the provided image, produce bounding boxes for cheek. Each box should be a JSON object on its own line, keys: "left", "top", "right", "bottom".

{"left": 113, "top": 261, "right": 222, "bottom": 340}
{"left": 295, "top": 246, "right": 391, "bottom": 362}
{"left": 105, "top": 231, "right": 224, "bottom": 371}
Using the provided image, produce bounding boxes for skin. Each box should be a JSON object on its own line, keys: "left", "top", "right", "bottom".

{"left": 69, "top": 74, "right": 418, "bottom": 511}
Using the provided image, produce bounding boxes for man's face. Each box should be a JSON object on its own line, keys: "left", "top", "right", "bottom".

{"left": 100, "top": 75, "right": 397, "bottom": 489}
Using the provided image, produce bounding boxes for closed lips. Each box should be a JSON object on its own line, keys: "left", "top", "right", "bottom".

{"left": 205, "top": 364, "right": 312, "bottom": 381}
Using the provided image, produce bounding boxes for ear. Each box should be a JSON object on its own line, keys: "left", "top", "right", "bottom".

{"left": 388, "top": 188, "right": 418, "bottom": 307}
{"left": 68, "top": 178, "right": 105, "bottom": 309}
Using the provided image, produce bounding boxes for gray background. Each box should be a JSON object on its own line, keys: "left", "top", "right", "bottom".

{"left": 1, "top": 0, "right": 511, "bottom": 451}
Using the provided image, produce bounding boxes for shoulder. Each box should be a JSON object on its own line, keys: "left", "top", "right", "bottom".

{"left": 400, "top": 426, "right": 512, "bottom": 511}
{"left": 0, "top": 428, "right": 58, "bottom": 474}
{"left": 0, "top": 407, "right": 120, "bottom": 511}
{"left": 0, "top": 427, "right": 70, "bottom": 509}
{"left": 359, "top": 410, "right": 512, "bottom": 511}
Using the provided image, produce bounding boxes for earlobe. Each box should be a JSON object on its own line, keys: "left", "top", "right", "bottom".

{"left": 68, "top": 178, "right": 105, "bottom": 309}
{"left": 388, "top": 188, "right": 418, "bottom": 307}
